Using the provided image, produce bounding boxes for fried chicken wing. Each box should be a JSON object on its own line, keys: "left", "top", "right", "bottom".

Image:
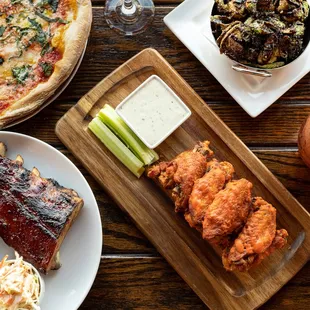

{"left": 147, "top": 141, "right": 214, "bottom": 212}
{"left": 185, "top": 160, "right": 235, "bottom": 230}
{"left": 148, "top": 140, "right": 288, "bottom": 272}
{"left": 222, "top": 197, "right": 288, "bottom": 272}
{"left": 254, "top": 228, "right": 288, "bottom": 262}
{"left": 202, "top": 179, "right": 253, "bottom": 246}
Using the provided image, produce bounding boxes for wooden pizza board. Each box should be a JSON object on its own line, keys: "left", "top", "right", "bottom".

{"left": 55, "top": 48, "right": 310, "bottom": 310}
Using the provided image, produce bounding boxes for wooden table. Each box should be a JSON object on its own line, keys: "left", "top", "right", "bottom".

{"left": 7, "top": 1, "right": 310, "bottom": 309}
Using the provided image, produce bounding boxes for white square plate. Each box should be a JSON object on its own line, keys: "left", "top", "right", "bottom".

{"left": 164, "top": 0, "right": 310, "bottom": 117}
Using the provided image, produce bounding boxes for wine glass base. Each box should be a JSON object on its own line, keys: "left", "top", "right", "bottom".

{"left": 105, "top": 0, "right": 155, "bottom": 36}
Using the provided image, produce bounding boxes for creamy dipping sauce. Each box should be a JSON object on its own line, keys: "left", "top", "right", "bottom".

{"left": 116, "top": 75, "right": 191, "bottom": 148}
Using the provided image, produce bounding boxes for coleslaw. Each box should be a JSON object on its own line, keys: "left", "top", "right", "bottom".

{"left": 0, "top": 252, "right": 41, "bottom": 310}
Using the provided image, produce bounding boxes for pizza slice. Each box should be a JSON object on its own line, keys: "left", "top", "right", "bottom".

{"left": 0, "top": 0, "right": 92, "bottom": 127}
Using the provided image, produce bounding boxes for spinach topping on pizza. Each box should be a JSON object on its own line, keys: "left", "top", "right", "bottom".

{"left": 0, "top": 0, "right": 91, "bottom": 126}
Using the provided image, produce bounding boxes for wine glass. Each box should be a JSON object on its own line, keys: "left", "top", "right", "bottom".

{"left": 104, "top": 0, "right": 155, "bottom": 36}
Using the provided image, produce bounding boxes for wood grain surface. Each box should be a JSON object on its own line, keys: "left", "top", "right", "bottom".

{"left": 5, "top": 2, "right": 310, "bottom": 309}
{"left": 56, "top": 48, "right": 310, "bottom": 309}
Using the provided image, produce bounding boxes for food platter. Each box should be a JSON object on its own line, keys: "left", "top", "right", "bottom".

{"left": 2, "top": 43, "right": 88, "bottom": 130}
{"left": 164, "top": 0, "right": 310, "bottom": 117}
{"left": 56, "top": 48, "right": 310, "bottom": 310}
{"left": 0, "top": 131, "right": 102, "bottom": 310}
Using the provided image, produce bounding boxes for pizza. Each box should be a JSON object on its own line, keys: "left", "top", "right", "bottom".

{"left": 0, "top": 0, "right": 92, "bottom": 127}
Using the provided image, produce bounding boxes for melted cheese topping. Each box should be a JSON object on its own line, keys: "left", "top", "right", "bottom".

{"left": 68, "top": 0, "right": 78, "bottom": 19}
{"left": 51, "top": 25, "right": 68, "bottom": 53}
{"left": 0, "top": 0, "right": 77, "bottom": 112}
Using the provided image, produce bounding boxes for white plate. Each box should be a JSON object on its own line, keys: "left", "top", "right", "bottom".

{"left": 0, "top": 132, "right": 102, "bottom": 310}
{"left": 164, "top": 0, "right": 310, "bottom": 117}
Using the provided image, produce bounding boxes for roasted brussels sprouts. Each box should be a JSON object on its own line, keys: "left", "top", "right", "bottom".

{"left": 211, "top": 0, "right": 309, "bottom": 68}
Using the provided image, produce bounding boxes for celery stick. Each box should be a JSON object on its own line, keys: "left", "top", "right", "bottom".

{"left": 98, "top": 104, "right": 158, "bottom": 165}
{"left": 150, "top": 149, "right": 159, "bottom": 162}
{"left": 88, "top": 117, "right": 145, "bottom": 178}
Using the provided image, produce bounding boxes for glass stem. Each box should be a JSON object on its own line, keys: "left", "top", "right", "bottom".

{"left": 122, "top": 0, "right": 137, "bottom": 15}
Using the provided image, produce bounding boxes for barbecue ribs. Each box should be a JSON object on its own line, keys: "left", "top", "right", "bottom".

{"left": 0, "top": 142, "right": 83, "bottom": 273}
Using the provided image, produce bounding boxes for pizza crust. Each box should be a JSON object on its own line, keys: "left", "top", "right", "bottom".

{"left": 0, "top": 0, "right": 92, "bottom": 128}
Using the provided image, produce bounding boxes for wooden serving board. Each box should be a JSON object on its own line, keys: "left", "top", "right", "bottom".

{"left": 56, "top": 48, "right": 310, "bottom": 310}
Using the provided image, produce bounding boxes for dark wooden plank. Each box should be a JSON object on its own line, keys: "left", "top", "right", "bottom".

{"left": 79, "top": 257, "right": 205, "bottom": 310}
{"left": 254, "top": 150, "right": 310, "bottom": 208}
{"left": 79, "top": 257, "right": 310, "bottom": 310}
{"left": 209, "top": 104, "right": 309, "bottom": 146}
{"left": 7, "top": 101, "right": 309, "bottom": 146}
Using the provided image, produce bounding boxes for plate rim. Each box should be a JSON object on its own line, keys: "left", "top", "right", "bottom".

{"left": 0, "top": 131, "right": 103, "bottom": 310}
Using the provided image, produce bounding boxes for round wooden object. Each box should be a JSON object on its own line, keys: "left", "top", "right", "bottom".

{"left": 299, "top": 115, "right": 310, "bottom": 168}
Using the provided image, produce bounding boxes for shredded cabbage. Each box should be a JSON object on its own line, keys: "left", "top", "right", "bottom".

{"left": 0, "top": 252, "right": 41, "bottom": 310}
